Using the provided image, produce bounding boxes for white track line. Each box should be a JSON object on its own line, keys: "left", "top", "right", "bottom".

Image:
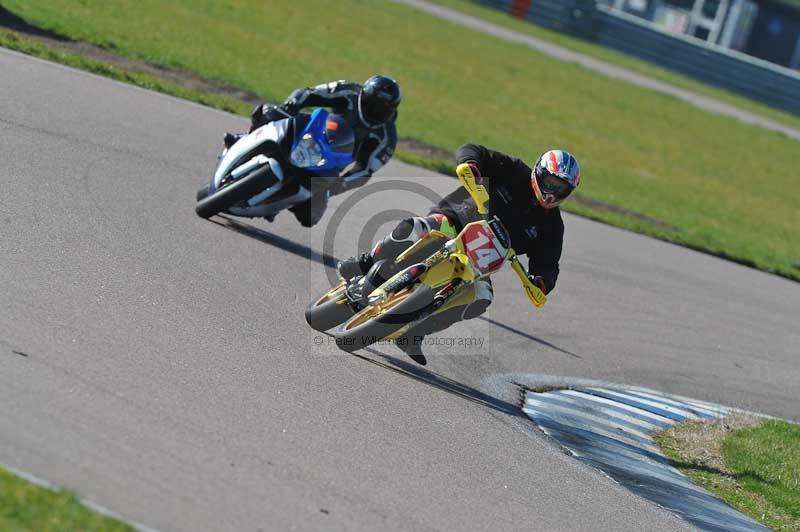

{"left": 558, "top": 390, "right": 674, "bottom": 425}
{"left": 583, "top": 388, "right": 702, "bottom": 419}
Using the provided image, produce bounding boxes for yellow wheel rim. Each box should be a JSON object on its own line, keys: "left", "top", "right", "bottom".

{"left": 342, "top": 287, "right": 416, "bottom": 331}
{"left": 313, "top": 279, "right": 346, "bottom": 307}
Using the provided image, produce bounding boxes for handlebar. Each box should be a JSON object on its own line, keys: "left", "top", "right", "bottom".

{"left": 455, "top": 163, "right": 546, "bottom": 308}
{"left": 456, "top": 163, "right": 490, "bottom": 215}
{"left": 508, "top": 252, "right": 547, "bottom": 308}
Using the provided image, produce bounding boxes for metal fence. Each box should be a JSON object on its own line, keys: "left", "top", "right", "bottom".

{"left": 476, "top": 0, "right": 800, "bottom": 116}
{"left": 478, "top": 0, "right": 596, "bottom": 35}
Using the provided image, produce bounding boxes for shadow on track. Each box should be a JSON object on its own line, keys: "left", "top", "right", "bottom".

{"left": 212, "top": 215, "right": 338, "bottom": 268}
{"left": 211, "top": 215, "right": 582, "bottom": 360}
{"left": 478, "top": 316, "right": 582, "bottom": 359}
{"left": 319, "top": 333, "right": 525, "bottom": 419}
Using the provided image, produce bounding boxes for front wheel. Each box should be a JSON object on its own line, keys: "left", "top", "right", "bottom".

{"left": 196, "top": 183, "right": 210, "bottom": 201}
{"left": 195, "top": 165, "right": 275, "bottom": 219}
{"left": 305, "top": 280, "right": 355, "bottom": 332}
{"left": 334, "top": 283, "right": 434, "bottom": 353}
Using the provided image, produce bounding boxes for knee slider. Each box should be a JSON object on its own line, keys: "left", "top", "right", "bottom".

{"left": 463, "top": 280, "right": 493, "bottom": 320}
{"left": 390, "top": 217, "right": 429, "bottom": 242}
{"left": 462, "top": 299, "right": 490, "bottom": 320}
{"left": 391, "top": 218, "right": 417, "bottom": 240}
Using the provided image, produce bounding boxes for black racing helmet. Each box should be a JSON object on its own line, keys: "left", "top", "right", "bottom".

{"left": 358, "top": 75, "right": 401, "bottom": 126}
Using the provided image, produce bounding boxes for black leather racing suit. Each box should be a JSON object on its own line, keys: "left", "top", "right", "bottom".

{"left": 437, "top": 143, "right": 564, "bottom": 293}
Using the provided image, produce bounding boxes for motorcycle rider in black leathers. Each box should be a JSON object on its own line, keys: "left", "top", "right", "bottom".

{"left": 226, "top": 75, "right": 400, "bottom": 227}
{"left": 336, "top": 143, "right": 582, "bottom": 365}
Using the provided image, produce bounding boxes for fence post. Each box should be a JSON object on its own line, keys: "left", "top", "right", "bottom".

{"left": 511, "top": 0, "right": 532, "bottom": 18}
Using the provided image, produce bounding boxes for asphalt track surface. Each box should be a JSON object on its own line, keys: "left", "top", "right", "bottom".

{"left": 398, "top": 0, "right": 800, "bottom": 142}
{"left": 1, "top": 49, "right": 798, "bottom": 532}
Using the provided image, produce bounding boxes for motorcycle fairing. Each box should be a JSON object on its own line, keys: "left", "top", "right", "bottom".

{"left": 291, "top": 108, "right": 354, "bottom": 175}
{"left": 211, "top": 119, "right": 289, "bottom": 192}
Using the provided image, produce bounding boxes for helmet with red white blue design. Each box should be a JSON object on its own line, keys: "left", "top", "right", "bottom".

{"left": 531, "top": 149, "right": 581, "bottom": 209}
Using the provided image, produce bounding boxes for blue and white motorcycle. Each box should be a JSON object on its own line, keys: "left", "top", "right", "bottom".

{"left": 195, "top": 108, "right": 355, "bottom": 222}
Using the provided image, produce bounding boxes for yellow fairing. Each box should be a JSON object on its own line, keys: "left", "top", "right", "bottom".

{"left": 396, "top": 230, "right": 449, "bottom": 263}
{"left": 423, "top": 251, "right": 475, "bottom": 287}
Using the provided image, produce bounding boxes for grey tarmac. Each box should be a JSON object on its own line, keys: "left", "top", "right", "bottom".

{"left": 1, "top": 48, "right": 798, "bottom": 532}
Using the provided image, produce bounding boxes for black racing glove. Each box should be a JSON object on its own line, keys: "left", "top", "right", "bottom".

{"left": 250, "top": 103, "right": 294, "bottom": 131}
{"left": 529, "top": 275, "right": 549, "bottom": 294}
{"left": 281, "top": 100, "right": 299, "bottom": 116}
{"left": 282, "top": 88, "right": 309, "bottom": 115}
{"left": 465, "top": 161, "right": 482, "bottom": 180}
{"left": 250, "top": 103, "right": 266, "bottom": 129}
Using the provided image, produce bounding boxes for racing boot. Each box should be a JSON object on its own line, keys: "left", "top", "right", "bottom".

{"left": 344, "top": 259, "right": 397, "bottom": 308}
{"left": 223, "top": 132, "right": 243, "bottom": 149}
{"left": 337, "top": 253, "right": 374, "bottom": 281}
{"left": 291, "top": 186, "right": 329, "bottom": 228}
{"left": 396, "top": 335, "right": 427, "bottom": 366}
{"left": 396, "top": 321, "right": 436, "bottom": 366}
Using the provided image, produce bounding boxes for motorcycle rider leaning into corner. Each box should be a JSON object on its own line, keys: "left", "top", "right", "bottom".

{"left": 336, "top": 143, "right": 582, "bottom": 365}
{"left": 224, "top": 75, "right": 400, "bottom": 227}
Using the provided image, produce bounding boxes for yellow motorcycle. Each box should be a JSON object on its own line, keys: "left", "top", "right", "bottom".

{"left": 305, "top": 163, "right": 547, "bottom": 352}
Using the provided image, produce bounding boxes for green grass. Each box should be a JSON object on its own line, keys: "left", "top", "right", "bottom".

{"left": 2, "top": 0, "right": 799, "bottom": 280}
{"left": 431, "top": 0, "right": 800, "bottom": 133}
{"left": 0, "top": 466, "right": 134, "bottom": 531}
{"left": 657, "top": 418, "right": 800, "bottom": 532}
{"left": 0, "top": 28, "right": 251, "bottom": 116}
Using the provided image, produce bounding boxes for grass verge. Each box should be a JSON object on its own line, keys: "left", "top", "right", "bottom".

{"left": 0, "top": 27, "right": 451, "bottom": 175}
{"left": 430, "top": 0, "right": 800, "bottom": 133}
{"left": 0, "top": 466, "right": 134, "bottom": 531}
{"left": 655, "top": 416, "right": 800, "bottom": 532}
{"left": 1, "top": 0, "right": 798, "bottom": 281}
{"left": 0, "top": 28, "right": 250, "bottom": 116}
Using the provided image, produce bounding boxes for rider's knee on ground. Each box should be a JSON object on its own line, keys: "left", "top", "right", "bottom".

{"left": 462, "top": 299, "right": 490, "bottom": 320}
{"left": 403, "top": 278, "right": 492, "bottom": 340}
{"left": 462, "top": 280, "right": 493, "bottom": 320}
{"left": 408, "top": 306, "right": 463, "bottom": 338}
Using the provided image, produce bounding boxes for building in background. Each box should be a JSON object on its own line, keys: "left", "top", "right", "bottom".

{"left": 482, "top": 0, "right": 800, "bottom": 114}
{"left": 600, "top": 0, "right": 800, "bottom": 68}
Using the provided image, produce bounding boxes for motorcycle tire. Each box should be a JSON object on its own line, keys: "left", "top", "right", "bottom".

{"left": 334, "top": 283, "right": 434, "bottom": 353}
{"left": 195, "top": 165, "right": 274, "bottom": 219}
{"left": 196, "top": 184, "right": 210, "bottom": 201}
{"left": 305, "top": 280, "right": 356, "bottom": 332}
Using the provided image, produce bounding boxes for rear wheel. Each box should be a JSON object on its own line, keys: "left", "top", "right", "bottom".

{"left": 195, "top": 165, "right": 275, "bottom": 219}
{"left": 305, "top": 280, "right": 356, "bottom": 332}
{"left": 334, "top": 283, "right": 434, "bottom": 353}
